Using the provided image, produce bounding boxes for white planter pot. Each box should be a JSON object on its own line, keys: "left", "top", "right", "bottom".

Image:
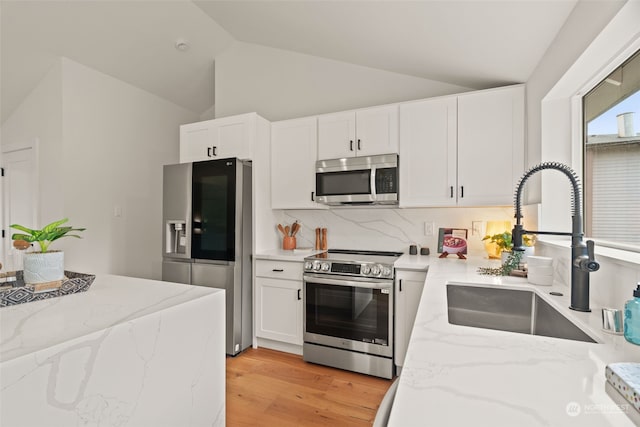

{"left": 23, "top": 251, "right": 65, "bottom": 284}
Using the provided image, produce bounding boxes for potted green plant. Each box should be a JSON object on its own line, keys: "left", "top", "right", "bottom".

{"left": 11, "top": 218, "right": 85, "bottom": 284}
{"left": 482, "top": 231, "right": 535, "bottom": 262}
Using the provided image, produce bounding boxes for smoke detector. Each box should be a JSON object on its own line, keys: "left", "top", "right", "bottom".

{"left": 174, "top": 39, "right": 190, "bottom": 52}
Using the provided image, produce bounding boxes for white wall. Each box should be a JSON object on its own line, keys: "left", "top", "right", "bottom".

{"left": 524, "top": 0, "right": 626, "bottom": 205}
{"left": 2, "top": 59, "right": 65, "bottom": 224}
{"left": 215, "top": 41, "right": 472, "bottom": 122}
{"left": 530, "top": 1, "right": 640, "bottom": 314}
{"left": 2, "top": 58, "right": 199, "bottom": 279}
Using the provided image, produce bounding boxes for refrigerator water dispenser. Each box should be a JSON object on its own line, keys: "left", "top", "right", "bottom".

{"left": 166, "top": 220, "right": 187, "bottom": 255}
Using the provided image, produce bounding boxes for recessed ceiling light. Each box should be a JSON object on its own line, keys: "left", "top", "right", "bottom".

{"left": 175, "top": 39, "right": 190, "bottom": 52}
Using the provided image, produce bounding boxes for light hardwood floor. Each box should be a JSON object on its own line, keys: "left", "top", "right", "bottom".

{"left": 226, "top": 348, "right": 394, "bottom": 426}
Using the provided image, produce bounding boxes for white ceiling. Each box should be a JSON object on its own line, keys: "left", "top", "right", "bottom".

{"left": 1, "top": 0, "right": 578, "bottom": 125}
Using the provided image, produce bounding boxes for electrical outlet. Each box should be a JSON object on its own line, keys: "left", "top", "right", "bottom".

{"left": 472, "top": 221, "right": 483, "bottom": 236}
{"left": 424, "top": 221, "right": 434, "bottom": 236}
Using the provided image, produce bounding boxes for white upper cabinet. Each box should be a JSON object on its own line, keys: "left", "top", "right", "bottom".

{"left": 180, "top": 113, "right": 257, "bottom": 163}
{"left": 317, "top": 111, "right": 355, "bottom": 160}
{"left": 399, "top": 85, "right": 524, "bottom": 207}
{"left": 271, "top": 117, "right": 325, "bottom": 209}
{"left": 399, "top": 96, "right": 457, "bottom": 207}
{"left": 456, "top": 85, "right": 524, "bottom": 206}
{"left": 317, "top": 104, "right": 398, "bottom": 160}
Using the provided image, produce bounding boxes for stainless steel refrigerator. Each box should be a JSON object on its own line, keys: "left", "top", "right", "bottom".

{"left": 162, "top": 158, "right": 252, "bottom": 356}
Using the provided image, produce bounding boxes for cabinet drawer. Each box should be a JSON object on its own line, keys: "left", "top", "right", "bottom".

{"left": 255, "top": 260, "right": 303, "bottom": 280}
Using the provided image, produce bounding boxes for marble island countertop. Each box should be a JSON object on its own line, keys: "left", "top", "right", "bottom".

{"left": 1, "top": 274, "right": 226, "bottom": 426}
{"left": 388, "top": 256, "right": 640, "bottom": 426}
{"left": 1, "top": 274, "right": 221, "bottom": 362}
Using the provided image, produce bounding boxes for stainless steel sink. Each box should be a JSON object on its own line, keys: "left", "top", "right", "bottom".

{"left": 446, "top": 284, "right": 596, "bottom": 343}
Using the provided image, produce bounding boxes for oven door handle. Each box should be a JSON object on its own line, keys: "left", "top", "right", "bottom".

{"left": 304, "top": 275, "right": 391, "bottom": 290}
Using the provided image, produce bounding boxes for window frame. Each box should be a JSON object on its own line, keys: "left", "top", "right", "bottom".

{"left": 575, "top": 45, "right": 640, "bottom": 253}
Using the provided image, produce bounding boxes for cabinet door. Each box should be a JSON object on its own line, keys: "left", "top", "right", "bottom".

{"left": 355, "top": 104, "right": 399, "bottom": 157}
{"left": 180, "top": 120, "right": 216, "bottom": 163}
{"left": 399, "top": 97, "right": 457, "bottom": 207}
{"left": 395, "top": 269, "right": 427, "bottom": 367}
{"left": 211, "top": 114, "right": 253, "bottom": 160}
{"left": 271, "top": 117, "right": 324, "bottom": 209}
{"left": 457, "top": 85, "right": 524, "bottom": 206}
{"left": 179, "top": 114, "right": 254, "bottom": 163}
{"left": 255, "top": 277, "right": 303, "bottom": 345}
{"left": 317, "top": 111, "right": 356, "bottom": 160}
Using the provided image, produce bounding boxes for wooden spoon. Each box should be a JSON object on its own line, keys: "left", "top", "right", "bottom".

{"left": 291, "top": 221, "right": 300, "bottom": 236}
{"left": 277, "top": 224, "right": 286, "bottom": 236}
{"left": 285, "top": 225, "right": 291, "bottom": 236}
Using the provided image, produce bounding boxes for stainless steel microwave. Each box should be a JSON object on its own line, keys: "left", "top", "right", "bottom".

{"left": 315, "top": 154, "right": 398, "bottom": 206}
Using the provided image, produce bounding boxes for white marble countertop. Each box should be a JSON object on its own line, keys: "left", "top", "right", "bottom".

{"left": 0, "top": 274, "right": 222, "bottom": 363}
{"left": 1, "top": 274, "right": 226, "bottom": 426}
{"left": 388, "top": 255, "right": 640, "bottom": 426}
{"left": 395, "top": 253, "right": 430, "bottom": 271}
{"left": 255, "top": 248, "right": 325, "bottom": 262}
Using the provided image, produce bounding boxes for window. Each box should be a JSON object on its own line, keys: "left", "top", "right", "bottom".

{"left": 583, "top": 49, "right": 640, "bottom": 248}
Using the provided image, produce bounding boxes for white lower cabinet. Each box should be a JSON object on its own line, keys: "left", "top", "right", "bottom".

{"left": 395, "top": 268, "right": 427, "bottom": 368}
{"left": 254, "top": 260, "right": 303, "bottom": 346}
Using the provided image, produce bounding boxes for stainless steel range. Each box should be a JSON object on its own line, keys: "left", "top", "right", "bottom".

{"left": 303, "top": 249, "right": 402, "bottom": 379}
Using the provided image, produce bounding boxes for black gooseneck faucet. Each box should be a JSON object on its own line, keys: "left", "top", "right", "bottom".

{"left": 511, "top": 162, "right": 600, "bottom": 312}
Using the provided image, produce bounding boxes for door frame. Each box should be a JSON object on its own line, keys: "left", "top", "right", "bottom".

{"left": 1, "top": 138, "right": 40, "bottom": 264}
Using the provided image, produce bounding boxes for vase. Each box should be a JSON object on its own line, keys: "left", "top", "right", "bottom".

{"left": 23, "top": 251, "right": 65, "bottom": 284}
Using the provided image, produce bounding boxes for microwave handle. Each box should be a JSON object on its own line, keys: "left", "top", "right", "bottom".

{"left": 370, "top": 166, "right": 377, "bottom": 200}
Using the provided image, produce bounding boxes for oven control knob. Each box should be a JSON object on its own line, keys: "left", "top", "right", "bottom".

{"left": 371, "top": 265, "right": 381, "bottom": 276}
{"left": 362, "top": 264, "right": 371, "bottom": 275}
{"left": 313, "top": 262, "right": 321, "bottom": 271}
{"left": 321, "top": 262, "right": 330, "bottom": 272}
{"left": 304, "top": 261, "right": 313, "bottom": 271}
{"left": 381, "top": 266, "right": 392, "bottom": 277}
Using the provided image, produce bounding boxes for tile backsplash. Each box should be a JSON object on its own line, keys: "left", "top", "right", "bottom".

{"left": 275, "top": 206, "right": 515, "bottom": 255}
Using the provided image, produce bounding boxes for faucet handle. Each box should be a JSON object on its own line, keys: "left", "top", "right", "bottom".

{"left": 583, "top": 240, "right": 600, "bottom": 272}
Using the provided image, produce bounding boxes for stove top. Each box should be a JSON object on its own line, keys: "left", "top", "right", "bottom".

{"left": 304, "top": 249, "right": 402, "bottom": 279}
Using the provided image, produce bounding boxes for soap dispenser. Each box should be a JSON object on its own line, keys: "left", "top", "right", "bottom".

{"left": 624, "top": 284, "right": 640, "bottom": 345}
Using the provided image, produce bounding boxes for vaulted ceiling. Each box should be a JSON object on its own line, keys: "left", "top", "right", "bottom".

{"left": 1, "top": 0, "right": 578, "bottom": 124}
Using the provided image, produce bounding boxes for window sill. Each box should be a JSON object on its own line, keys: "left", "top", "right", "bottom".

{"left": 537, "top": 237, "right": 640, "bottom": 267}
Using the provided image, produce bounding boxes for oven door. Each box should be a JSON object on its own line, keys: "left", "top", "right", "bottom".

{"left": 303, "top": 274, "right": 393, "bottom": 358}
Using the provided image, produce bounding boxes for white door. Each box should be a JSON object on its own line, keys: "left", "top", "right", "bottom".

{"left": 211, "top": 114, "right": 252, "bottom": 160}
{"left": 271, "top": 117, "right": 324, "bottom": 209}
{"left": 399, "top": 96, "right": 457, "bottom": 207}
{"left": 355, "top": 104, "right": 399, "bottom": 157}
{"left": 180, "top": 120, "right": 215, "bottom": 163}
{"left": 1, "top": 143, "right": 39, "bottom": 270}
{"left": 457, "top": 86, "right": 525, "bottom": 206}
{"left": 394, "top": 269, "right": 427, "bottom": 367}
{"left": 255, "top": 277, "right": 303, "bottom": 345}
{"left": 317, "top": 111, "right": 356, "bottom": 160}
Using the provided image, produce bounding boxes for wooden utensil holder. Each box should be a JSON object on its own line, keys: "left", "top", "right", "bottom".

{"left": 283, "top": 236, "right": 296, "bottom": 250}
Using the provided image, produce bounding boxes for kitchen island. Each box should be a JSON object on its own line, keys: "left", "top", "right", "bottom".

{"left": 389, "top": 255, "right": 640, "bottom": 426}
{"left": 0, "top": 275, "right": 225, "bottom": 427}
